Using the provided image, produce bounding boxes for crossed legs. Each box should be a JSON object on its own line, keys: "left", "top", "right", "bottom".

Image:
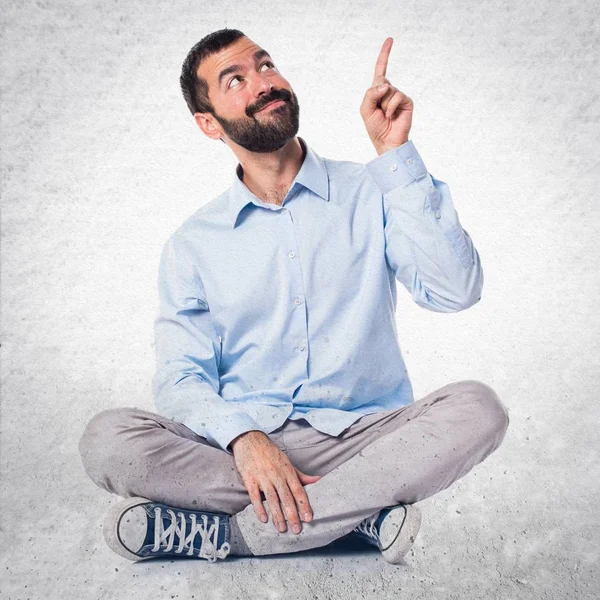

{"left": 78, "top": 380, "right": 509, "bottom": 556}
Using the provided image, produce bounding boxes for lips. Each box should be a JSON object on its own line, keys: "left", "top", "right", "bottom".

{"left": 258, "top": 99, "right": 286, "bottom": 112}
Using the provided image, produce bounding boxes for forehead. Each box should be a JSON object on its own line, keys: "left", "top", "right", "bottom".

{"left": 197, "top": 37, "right": 271, "bottom": 92}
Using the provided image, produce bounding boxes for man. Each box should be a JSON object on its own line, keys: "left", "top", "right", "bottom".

{"left": 78, "top": 28, "right": 509, "bottom": 565}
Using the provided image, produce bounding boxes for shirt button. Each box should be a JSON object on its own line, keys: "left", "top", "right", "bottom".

{"left": 299, "top": 345, "right": 306, "bottom": 351}
{"left": 294, "top": 298, "right": 301, "bottom": 305}
{"left": 390, "top": 164, "right": 398, "bottom": 172}
{"left": 407, "top": 158, "right": 414, "bottom": 165}
{"left": 288, "top": 251, "right": 295, "bottom": 258}
{"left": 435, "top": 211, "right": 441, "bottom": 219}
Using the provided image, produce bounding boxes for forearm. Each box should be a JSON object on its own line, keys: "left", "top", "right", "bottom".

{"left": 366, "top": 140, "right": 483, "bottom": 312}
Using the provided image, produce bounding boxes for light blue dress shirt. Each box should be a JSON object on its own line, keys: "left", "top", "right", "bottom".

{"left": 152, "top": 137, "right": 483, "bottom": 455}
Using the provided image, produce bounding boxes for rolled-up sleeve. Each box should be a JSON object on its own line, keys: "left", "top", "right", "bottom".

{"left": 366, "top": 139, "right": 484, "bottom": 313}
{"left": 152, "top": 235, "right": 261, "bottom": 454}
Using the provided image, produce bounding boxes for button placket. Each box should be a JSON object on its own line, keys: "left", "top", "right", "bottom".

{"left": 280, "top": 205, "right": 310, "bottom": 370}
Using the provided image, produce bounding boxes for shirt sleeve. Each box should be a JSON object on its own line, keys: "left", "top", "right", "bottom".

{"left": 152, "top": 235, "right": 262, "bottom": 454}
{"left": 366, "top": 139, "right": 484, "bottom": 313}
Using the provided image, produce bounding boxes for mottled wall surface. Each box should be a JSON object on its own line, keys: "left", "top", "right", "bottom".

{"left": 1, "top": 0, "right": 598, "bottom": 598}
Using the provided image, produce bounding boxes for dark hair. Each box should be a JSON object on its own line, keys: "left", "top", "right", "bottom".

{"left": 180, "top": 28, "right": 247, "bottom": 116}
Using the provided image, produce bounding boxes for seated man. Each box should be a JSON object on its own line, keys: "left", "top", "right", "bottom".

{"left": 78, "top": 28, "right": 509, "bottom": 565}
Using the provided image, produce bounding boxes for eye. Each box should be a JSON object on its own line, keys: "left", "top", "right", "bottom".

{"left": 228, "top": 62, "right": 276, "bottom": 88}
{"left": 229, "top": 76, "right": 242, "bottom": 88}
{"left": 261, "top": 61, "right": 276, "bottom": 71}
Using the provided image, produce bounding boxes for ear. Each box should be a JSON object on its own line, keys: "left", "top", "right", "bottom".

{"left": 194, "top": 112, "right": 223, "bottom": 141}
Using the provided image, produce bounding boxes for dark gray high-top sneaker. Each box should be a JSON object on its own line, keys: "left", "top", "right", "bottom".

{"left": 103, "top": 497, "right": 232, "bottom": 562}
{"left": 352, "top": 504, "right": 422, "bottom": 564}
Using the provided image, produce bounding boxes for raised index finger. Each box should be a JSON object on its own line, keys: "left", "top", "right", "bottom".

{"left": 373, "top": 37, "right": 393, "bottom": 84}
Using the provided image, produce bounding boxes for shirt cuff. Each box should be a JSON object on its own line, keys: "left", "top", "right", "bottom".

{"left": 366, "top": 140, "right": 429, "bottom": 195}
{"left": 184, "top": 411, "right": 262, "bottom": 455}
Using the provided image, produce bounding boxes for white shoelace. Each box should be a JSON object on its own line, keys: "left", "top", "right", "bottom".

{"left": 354, "top": 514, "right": 381, "bottom": 545}
{"left": 152, "top": 507, "right": 231, "bottom": 562}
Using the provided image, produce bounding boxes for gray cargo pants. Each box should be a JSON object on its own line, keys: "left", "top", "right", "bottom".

{"left": 78, "top": 379, "right": 509, "bottom": 556}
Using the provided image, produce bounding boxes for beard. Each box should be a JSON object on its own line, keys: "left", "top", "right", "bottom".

{"left": 212, "top": 87, "right": 300, "bottom": 153}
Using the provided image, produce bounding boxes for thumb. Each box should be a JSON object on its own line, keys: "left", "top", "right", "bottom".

{"left": 296, "top": 469, "right": 323, "bottom": 484}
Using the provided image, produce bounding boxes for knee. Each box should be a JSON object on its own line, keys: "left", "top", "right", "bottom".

{"left": 458, "top": 380, "right": 510, "bottom": 440}
{"left": 78, "top": 407, "right": 139, "bottom": 482}
{"left": 78, "top": 407, "right": 136, "bottom": 454}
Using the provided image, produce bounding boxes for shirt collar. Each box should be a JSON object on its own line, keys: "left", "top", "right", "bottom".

{"left": 228, "top": 136, "right": 329, "bottom": 229}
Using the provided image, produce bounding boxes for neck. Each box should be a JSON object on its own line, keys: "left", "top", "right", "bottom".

{"left": 234, "top": 137, "right": 306, "bottom": 205}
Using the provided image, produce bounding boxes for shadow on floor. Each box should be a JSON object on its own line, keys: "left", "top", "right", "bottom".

{"left": 129, "top": 535, "right": 381, "bottom": 565}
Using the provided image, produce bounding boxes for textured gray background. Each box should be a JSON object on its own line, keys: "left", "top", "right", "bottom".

{"left": 1, "top": 0, "right": 598, "bottom": 598}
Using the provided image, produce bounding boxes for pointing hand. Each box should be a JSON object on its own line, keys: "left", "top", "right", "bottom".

{"left": 360, "top": 37, "right": 414, "bottom": 155}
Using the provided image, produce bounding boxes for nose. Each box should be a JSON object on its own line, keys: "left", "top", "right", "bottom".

{"left": 248, "top": 71, "right": 274, "bottom": 98}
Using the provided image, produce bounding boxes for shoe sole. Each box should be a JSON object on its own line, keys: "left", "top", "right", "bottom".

{"left": 381, "top": 504, "right": 422, "bottom": 564}
{"left": 103, "top": 496, "right": 154, "bottom": 561}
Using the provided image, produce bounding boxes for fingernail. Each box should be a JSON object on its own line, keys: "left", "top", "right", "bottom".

{"left": 303, "top": 513, "right": 311, "bottom": 521}
{"left": 378, "top": 84, "right": 388, "bottom": 91}
{"left": 292, "top": 524, "right": 301, "bottom": 534}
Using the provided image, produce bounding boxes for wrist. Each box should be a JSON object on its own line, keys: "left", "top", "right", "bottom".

{"left": 374, "top": 139, "right": 409, "bottom": 156}
{"left": 229, "top": 429, "right": 266, "bottom": 452}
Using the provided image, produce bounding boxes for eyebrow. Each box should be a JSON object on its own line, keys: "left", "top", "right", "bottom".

{"left": 217, "top": 49, "right": 272, "bottom": 87}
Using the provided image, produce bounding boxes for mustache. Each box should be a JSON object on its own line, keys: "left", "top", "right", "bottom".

{"left": 251, "top": 89, "right": 292, "bottom": 114}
